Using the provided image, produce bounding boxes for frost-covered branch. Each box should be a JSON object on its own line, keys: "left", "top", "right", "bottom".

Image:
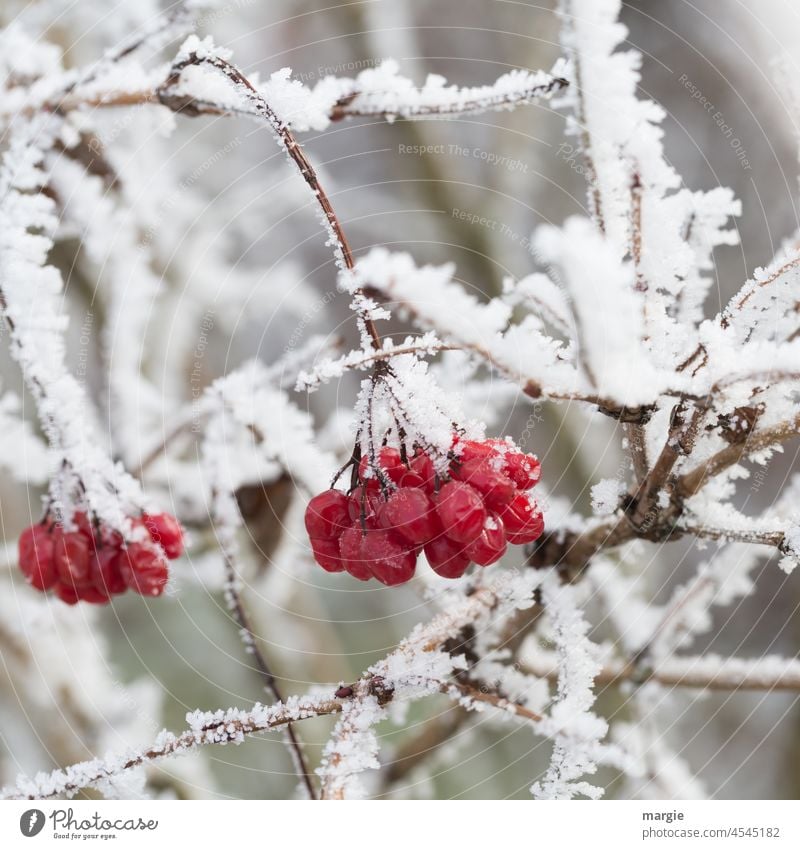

{"left": 1, "top": 695, "right": 344, "bottom": 801}
{"left": 318, "top": 570, "right": 544, "bottom": 798}
{"left": 530, "top": 575, "right": 608, "bottom": 800}
{"left": 523, "top": 650, "right": 800, "bottom": 693}
{"left": 197, "top": 360, "right": 340, "bottom": 797}
{"left": 11, "top": 56, "right": 567, "bottom": 131}
{"left": 324, "top": 60, "right": 569, "bottom": 123}
{"left": 676, "top": 413, "right": 800, "bottom": 498}
{"left": 296, "top": 333, "right": 451, "bottom": 392}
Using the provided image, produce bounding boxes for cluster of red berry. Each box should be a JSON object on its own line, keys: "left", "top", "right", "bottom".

{"left": 17, "top": 512, "right": 184, "bottom": 604}
{"left": 305, "top": 438, "right": 542, "bottom": 585}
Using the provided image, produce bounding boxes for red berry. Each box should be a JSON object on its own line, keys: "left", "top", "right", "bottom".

{"left": 359, "top": 447, "right": 436, "bottom": 491}
{"left": 424, "top": 536, "right": 471, "bottom": 579}
{"left": 358, "top": 447, "right": 405, "bottom": 485}
{"left": 142, "top": 512, "right": 184, "bottom": 559}
{"left": 435, "top": 481, "right": 487, "bottom": 544}
{"left": 91, "top": 547, "right": 126, "bottom": 595}
{"left": 394, "top": 466, "right": 427, "bottom": 490}
{"left": 54, "top": 582, "right": 81, "bottom": 605}
{"left": 304, "top": 491, "right": 350, "bottom": 540}
{"left": 499, "top": 494, "right": 544, "bottom": 544}
{"left": 347, "top": 486, "right": 382, "bottom": 526}
{"left": 18, "top": 524, "right": 58, "bottom": 591}
{"left": 502, "top": 452, "right": 541, "bottom": 490}
{"left": 310, "top": 537, "right": 346, "bottom": 573}
{"left": 465, "top": 515, "right": 507, "bottom": 566}
{"left": 338, "top": 525, "right": 373, "bottom": 581}
{"left": 379, "top": 488, "right": 439, "bottom": 545}
{"left": 77, "top": 585, "right": 111, "bottom": 604}
{"left": 360, "top": 530, "right": 416, "bottom": 586}
{"left": 452, "top": 459, "right": 515, "bottom": 509}
{"left": 74, "top": 511, "right": 97, "bottom": 548}
{"left": 409, "top": 450, "right": 436, "bottom": 493}
{"left": 54, "top": 530, "right": 92, "bottom": 587}
{"left": 120, "top": 543, "right": 169, "bottom": 596}
{"left": 457, "top": 439, "right": 495, "bottom": 463}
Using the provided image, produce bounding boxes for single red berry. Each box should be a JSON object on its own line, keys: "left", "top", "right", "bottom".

{"left": 120, "top": 543, "right": 169, "bottom": 596}
{"left": 457, "top": 439, "right": 496, "bottom": 464}
{"left": 54, "top": 530, "right": 92, "bottom": 587}
{"left": 499, "top": 494, "right": 545, "bottom": 544}
{"left": 360, "top": 530, "right": 416, "bottom": 586}
{"left": 465, "top": 515, "right": 508, "bottom": 566}
{"left": 142, "top": 512, "right": 184, "bottom": 559}
{"left": 18, "top": 524, "right": 58, "bottom": 591}
{"left": 424, "top": 536, "right": 471, "bottom": 579}
{"left": 77, "top": 584, "right": 111, "bottom": 604}
{"left": 435, "top": 481, "right": 487, "bottom": 544}
{"left": 74, "top": 511, "right": 98, "bottom": 549}
{"left": 502, "top": 451, "right": 541, "bottom": 490}
{"left": 54, "top": 582, "right": 81, "bottom": 605}
{"left": 91, "top": 547, "right": 126, "bottom": 595}
{"left": 379, "top": 488, "right": 439, "bottom": 545}
{"left": 304, "top": 491, "right": 350, "bottom": 540}
{"left": 452, "top": 459, "right": 515, "bottom": 509}
{"left": 409, "top": 450, "right": 436, "bottom": 493}
{"left": 347, "top": 485, "right": 383, "bottom": 526}
{"left": 310, "top": 537, "right": 346, "bottom": 573}
{"left": 394, "top": 465, "right": 427, "bottom": 490}
{"left": 338, "top": 525, "right": 373, "bottom": 581}
{"left": 358, "top": 447, "right": 405, "bottom": 485}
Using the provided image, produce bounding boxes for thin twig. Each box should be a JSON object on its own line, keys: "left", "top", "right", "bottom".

{"left": 328, "top": 74, "right": 569, "bottom": 121}
{"left": 722, "top": 255, "right": 800, "bottom": 326}
{"left": 676, "top": 414, "right": 800, "bottom": 498}
{"left": 681, "top": 523, "right": 785, "bottom": 549}
{"left": 219, "top": 520, "right": 317, "bottom": 799}
{"left": 628, "top": 399, "right": 704, "bottom": 530}
{"left": 441, "top": 680, "right": 544, "bottom": 723}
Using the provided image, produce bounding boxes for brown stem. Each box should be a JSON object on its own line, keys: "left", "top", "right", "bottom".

{"left": 441, "top": 681, "right": 544, "bottom": 723}
{"left": 529, "top": 400, "right": 710, "bottom": 576}
{"left": 682, "top": 523, "right": 785, "bottom": 549}
{"left": 675, "top": 414, "right": 800, "bottom": 499}
{"left": 628, "top": 400, "right": 703, "bottom": 529}
{"left": 624, "top": 421, "right": 649, "bottom": 485}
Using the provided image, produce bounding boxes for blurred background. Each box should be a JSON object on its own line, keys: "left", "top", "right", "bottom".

{"left": 1, "top": 0, "right": 800, "bottom": 799}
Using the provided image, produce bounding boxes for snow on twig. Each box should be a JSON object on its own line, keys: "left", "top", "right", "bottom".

{"left": 531, "top": 575, "right": 608, "bottom": 799}
{"left": 0, "top": 695, "right": 342, "bottom": 801}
